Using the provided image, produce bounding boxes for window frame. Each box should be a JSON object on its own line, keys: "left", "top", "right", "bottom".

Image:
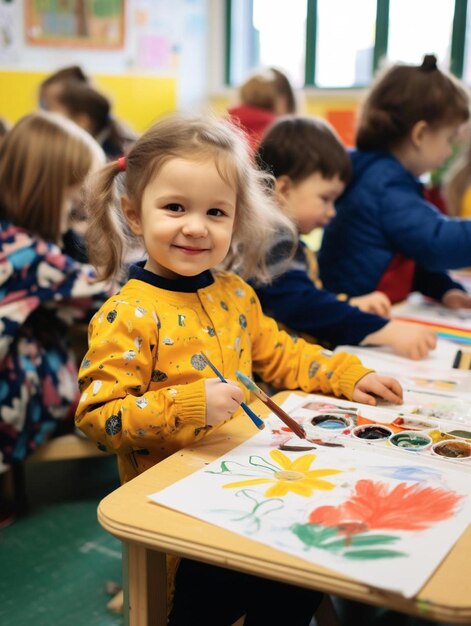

{"left": 224, "top": 0, "right": 468, "bottom": 88}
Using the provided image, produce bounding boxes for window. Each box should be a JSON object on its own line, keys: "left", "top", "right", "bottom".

{"left": 388, "top": 0, "right": 455, "bottom": 67}
{"left": 225, "top": 0, "right": 468, "bottom": 88}
{"left": 315, "top": 0, "right": 376, "bottom": 87}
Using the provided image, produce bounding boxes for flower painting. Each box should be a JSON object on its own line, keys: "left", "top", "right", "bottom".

{"left": 291, "top": 480, "right": 462, "bottom": 560}
{"left": 218, "top": 450, "right": 343, "bottom": 497}
{"left": 149, "top": 393, "right": 471, "bottom": 598}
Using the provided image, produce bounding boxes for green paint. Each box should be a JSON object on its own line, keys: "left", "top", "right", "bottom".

{"left": 448, "top": 429, "right": 471, "bottom": 440}
{"left": 343, "top": 549, "right": 407, "bottom": 560}
{"left": 323, "top": 534, "right": 400, "bottom": 550}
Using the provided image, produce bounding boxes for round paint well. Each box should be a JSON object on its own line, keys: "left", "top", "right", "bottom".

{"left": 444, "top": 428, "right": 471, "bottom": 442}
{"left": 302, "top": 413, "right": 352, "bottom": 440}
{"left": 309, "top": 414, "right": 352, "bottom": 431}
{"left": 431, "top": 439, "right": 471, "bottom": 459}
{"left": 352, "top": 424, "right": 393, "bottom": 441}
{"left": 389, "top": 430, "right": 432, "bottom": 451}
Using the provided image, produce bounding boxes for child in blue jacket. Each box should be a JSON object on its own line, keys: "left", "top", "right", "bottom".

{"left": 254, "top": 116, "right": 436, "bottom": 359}
{"left": 318, "top": 54, "right": 471, "bottom": 307}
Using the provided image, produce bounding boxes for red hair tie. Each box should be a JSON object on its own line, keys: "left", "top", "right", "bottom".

{"left": 117, "top": 156, "right": 126, "bottom": 172}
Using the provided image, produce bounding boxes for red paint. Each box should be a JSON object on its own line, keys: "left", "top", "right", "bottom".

{"left": 308, "top": 480, "right": 462, "bottom": 531}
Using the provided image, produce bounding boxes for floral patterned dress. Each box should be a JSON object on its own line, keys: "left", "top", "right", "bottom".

{"left": 0, "top": 220, "right": 113, "bottom": 470}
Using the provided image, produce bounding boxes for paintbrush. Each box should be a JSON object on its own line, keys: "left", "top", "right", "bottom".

{"left": 235, "top": 370, "right": 306, "bottom": 439}
{"left": 200, "top": 353, "right": 265, "bottom": 430}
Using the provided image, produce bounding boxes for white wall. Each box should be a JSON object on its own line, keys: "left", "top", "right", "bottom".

{"left": 0, "top": 0, "right": 212, "bottom": 110}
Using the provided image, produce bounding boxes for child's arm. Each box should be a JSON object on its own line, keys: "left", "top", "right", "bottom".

{"left": 412, "top": 264, "right": 468, "bottom": 305}
{"left": 381, "top": 183, "right": 471, "bottom": 270}
{"left": 0, "top": 229, "right": 113, "bottom": 354}
{"left": 362, "top": 320, "right": 437, "bottom": 360}
{"left": 351, "top": 372, "right": 403, "bottom": 405}
{"left": 349, "top": 291, "right": 391, "bottom": 317}
{"left": 75, "top": 297, "right": 236, "bottom": 457}
{"left": 442, "top": 289, "right": 471, "bottom": 309}
{"left": 254, "top": 266, "right": 389, "bottom": 347}
{"left": 247, "top": 282, "right": 401, "bottom": 402}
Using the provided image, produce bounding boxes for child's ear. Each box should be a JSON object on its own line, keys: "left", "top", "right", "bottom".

{"left": 410, "top": 120, "right": 429, "bottom": 148}
{"left": 121, "top": 196, "right": 142, "bottom": 235}
{"left": 275, "top": 175, "right": 292, "bottom": 200}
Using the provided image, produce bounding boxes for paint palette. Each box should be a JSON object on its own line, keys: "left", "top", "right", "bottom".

{"left": 275, "top": 393, "right": 471, "bottom": 468}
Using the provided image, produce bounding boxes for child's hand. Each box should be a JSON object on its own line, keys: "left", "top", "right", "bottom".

{"left": 442, "top": 289, "right": 471, "bottom": 309}
{"left": 363, "top": 320, "right": 436, "bottom": 360}
{"left": 204, "top": 378, "right": 244, "bottom": 427}
{"left": 349, "top": 291, "right": 391, "bottom": 317}
{"left": 352, "top": 373, "right": 403, "bottom": 406}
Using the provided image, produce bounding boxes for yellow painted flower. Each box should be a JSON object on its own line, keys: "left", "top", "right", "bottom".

{"left": 222, "top": 450, "right": 343, "bottom": 497}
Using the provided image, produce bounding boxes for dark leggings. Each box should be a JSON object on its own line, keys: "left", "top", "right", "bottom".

{"left": 167, "top": 558, "right": 323, "bottom": 626}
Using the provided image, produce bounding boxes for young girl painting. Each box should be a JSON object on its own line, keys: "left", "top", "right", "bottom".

{"left": 75, "top": 113, "right": 402, "bottom": 626}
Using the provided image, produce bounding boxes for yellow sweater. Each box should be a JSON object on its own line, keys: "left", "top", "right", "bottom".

{"left": 461, "top": 186, "right": 471, "bottom": 218}
{"left": 76, "top": 266, "right": 371, "bottom": 483}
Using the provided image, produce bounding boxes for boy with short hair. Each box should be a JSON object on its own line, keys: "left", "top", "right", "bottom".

{"left": 254, "top": 116, "right": 436, "bottom": 359}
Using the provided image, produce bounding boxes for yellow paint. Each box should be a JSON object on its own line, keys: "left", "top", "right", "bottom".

{"left": 0, "top": 70, "right": 177, "bottom": 133}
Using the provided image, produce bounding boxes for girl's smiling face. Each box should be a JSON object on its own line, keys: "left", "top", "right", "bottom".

{"left": 122, "top": 156, "right": 237, "bottom": 279}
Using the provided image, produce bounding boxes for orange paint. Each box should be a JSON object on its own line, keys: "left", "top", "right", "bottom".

{"left": 308, "top": 480, "right": 462, "bottom": 532}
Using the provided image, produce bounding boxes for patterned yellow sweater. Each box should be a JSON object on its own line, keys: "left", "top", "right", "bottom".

{"left": 75, "top": 264, "right": 371, "bottom": 483}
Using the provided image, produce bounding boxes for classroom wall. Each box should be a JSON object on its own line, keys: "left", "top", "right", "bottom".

{"left": 0, "top": 0, "right": 365, "bottom": 140}
{"left": 211, "top": 90, "right": 363, "bottom": 148}
{"left": 0, "top": 0, "right": 209, "bottom": 132}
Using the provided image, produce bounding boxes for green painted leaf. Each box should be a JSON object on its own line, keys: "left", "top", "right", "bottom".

{"left": 343, "top": 549, "right": 407, "bottom": 560}
{"left": 291, "top": 523, "right": 339, "bottom": 547}
{"left": 323, "top": 534, "right": 400, "bottom": 550}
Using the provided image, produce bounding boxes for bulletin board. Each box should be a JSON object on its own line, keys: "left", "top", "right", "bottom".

{"left": 25, "top": 0, "right": 125, "bottom": 49}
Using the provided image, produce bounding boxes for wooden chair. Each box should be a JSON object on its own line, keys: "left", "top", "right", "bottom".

{"left": 3, "top": 433, "right": 109, "bottom": 515}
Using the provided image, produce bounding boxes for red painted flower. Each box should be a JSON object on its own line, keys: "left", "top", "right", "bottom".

{"left": 308, "top": 480, "right": 462, "bottom": 532}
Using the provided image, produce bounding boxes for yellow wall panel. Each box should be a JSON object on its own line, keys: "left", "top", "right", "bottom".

{"left": 0, "top": 71, "right": 177, "bottom": 133}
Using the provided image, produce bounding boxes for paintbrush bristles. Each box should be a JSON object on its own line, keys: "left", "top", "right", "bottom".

{"left": 235, "top": 370, "right": 306, "bottom": 439}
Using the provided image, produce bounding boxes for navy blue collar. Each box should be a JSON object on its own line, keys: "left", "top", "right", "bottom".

{"left": 128, "top": 261, "right": 215, "bottom": 293}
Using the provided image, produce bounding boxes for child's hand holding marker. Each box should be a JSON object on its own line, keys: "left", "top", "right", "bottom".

{"left": 352, "top": 372, "right": 403, "bottom": 406}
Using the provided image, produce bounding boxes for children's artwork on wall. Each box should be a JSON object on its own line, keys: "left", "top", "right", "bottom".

{"left": 149, "top": 394, "right": 471, "bottom": 598}
{"left": 25, "top": 0, "right": 125, "bottom": 49}
{"left": 0, "top": 0, "right": 18, "bottom": 63}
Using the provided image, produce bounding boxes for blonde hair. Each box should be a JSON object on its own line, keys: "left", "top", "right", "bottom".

{"left": 443, "top": 143, "right": 471, "bottom": 216}
{"left": 86, "top": 113, "right": 296, "bottom": 282}
{"left": 239, "top": 69, "right": 282, "bottom": 112}
{"left": 0, "top": 111, "right": 103, "bottom": 242}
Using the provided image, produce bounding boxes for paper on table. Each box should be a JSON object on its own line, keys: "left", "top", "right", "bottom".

{"left": 149, "top": 394, "right": 471, "bottom": 598}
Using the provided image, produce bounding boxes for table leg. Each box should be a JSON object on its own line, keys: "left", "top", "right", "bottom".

{"left": 123, "top": 543, "right": 167, "bottom": 626}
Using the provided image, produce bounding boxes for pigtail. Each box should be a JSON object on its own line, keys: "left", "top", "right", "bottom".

{"left": 85, "top": 160, "right": 130, "bottom": 281}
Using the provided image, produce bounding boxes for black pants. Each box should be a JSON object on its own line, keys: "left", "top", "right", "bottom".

{"left": 168, "top": 558, "right": 323, "bottom": 626}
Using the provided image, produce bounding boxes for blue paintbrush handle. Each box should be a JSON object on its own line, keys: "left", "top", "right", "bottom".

{"left": 240, "top": 401, "right": 265, "bottom": 430}
{"left": 200, "top": 352, "right": 265, "bottom": 430}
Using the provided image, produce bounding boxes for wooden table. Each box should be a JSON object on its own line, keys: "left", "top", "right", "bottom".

{"left": 98, "top": 392, "right": 471, "bottom": 626}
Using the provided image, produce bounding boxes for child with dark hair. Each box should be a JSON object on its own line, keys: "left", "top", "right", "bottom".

{"left": 255, "top": 116, "right": 436, "bottom": 359}
{"left": 46, "top": 81, "right": 137, "bottom": 160}
{"left": 38, "top": 64, "right": 89, "bottom": 111}
{"left": 318, "top": 54, "right": 471, "bottom": 308}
